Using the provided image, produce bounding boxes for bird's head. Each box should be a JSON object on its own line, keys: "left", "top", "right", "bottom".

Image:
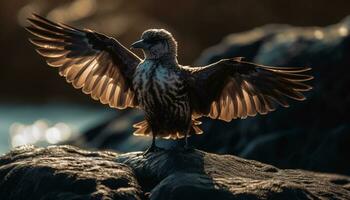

{"left": 131, "top": 29, "right": 178, "bottom": 60}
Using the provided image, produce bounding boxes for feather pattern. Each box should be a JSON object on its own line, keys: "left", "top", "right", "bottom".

{"left": 185, "top": 58, "right": 313, "bottom": 122}
{"left": 132, "top": 60, "right": 202, "bottom": 139}
{"left": 26, "top": 14, "right": 141, "bottom": 109}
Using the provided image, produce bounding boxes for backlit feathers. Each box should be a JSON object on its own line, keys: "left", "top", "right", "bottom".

{"left": 27, "top": 14, "right": 141, "bottom": 109}
{"left": 185, "top": 58, "right": 313, "bottom": 121}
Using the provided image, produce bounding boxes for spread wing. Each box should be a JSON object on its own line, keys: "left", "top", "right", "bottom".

{"left": 26, "top": 14, "right": 141, "bottom": 109}
{"left": 185, "top": 58, "right": 313, "bottom": 121}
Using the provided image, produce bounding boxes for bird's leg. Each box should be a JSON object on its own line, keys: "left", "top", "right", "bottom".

{"left": 183, "top": 130, "right": 194, "bottom": 152}
{"left": 184, "top": 132, "right": 189, "bottom": 149}
{"left": 143, "top": 134, "right": 161, "bottom": 155}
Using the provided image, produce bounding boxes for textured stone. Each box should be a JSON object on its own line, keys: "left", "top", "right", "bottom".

{"left": 117, "top": 148, "right": 350, "bottom": 200}
{"left": 1, "top": 145, "right": 350, "bottom": 199}
{"left": 0, "top": 145, "right": 142, "bottom": 200}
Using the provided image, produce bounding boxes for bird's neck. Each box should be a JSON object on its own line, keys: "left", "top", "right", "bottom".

{"left": 146, "top": 53, "right": 178, "bottom": 66}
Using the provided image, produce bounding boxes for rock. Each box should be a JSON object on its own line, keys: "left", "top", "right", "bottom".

{"left": 192, "top": 16, "right": 350, "bottom": 175}
{"left": 1, "top": 145, "right": 350, "bottom": 199}
{"left": 0, "top": 145, "right": 142, "bottom": 200}
{"left": 117, "top": 149, "right": 350, "bottom": 200}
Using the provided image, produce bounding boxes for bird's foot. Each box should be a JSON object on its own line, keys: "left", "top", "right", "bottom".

{"left": 143, "top": 145, "right": 162, "bottom": 156}
{"left": 170, "top": 144, "right": 195, "bottom": 152}
{"left": 183, "top": 144, "right": 195, "bottom": 152}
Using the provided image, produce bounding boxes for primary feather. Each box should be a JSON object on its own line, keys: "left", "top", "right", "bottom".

{"left": 184, "top": 58, "right": 313, "bottom": 122}
{"left": 27, "top": 14, "right": 140, "bottom": 109}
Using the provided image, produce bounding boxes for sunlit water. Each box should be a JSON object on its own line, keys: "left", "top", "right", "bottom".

{"left": 0, "top": 103, "right": 115, "bottom": 154}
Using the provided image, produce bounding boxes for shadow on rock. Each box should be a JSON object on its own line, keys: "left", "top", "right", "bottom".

{"left": 116, "top": 148, "right": 350, "bottom": 200}
{"left": 116, "top": 149, "right": 224, "bottom": 199}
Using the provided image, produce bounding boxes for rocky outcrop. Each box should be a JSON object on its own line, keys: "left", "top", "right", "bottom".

{"left": 192, "top": 16, "right": 350, "bottom": 175}
{"left": 1, "top": 145, "right": 350, "bottom": 200}
{"left": 0, "top": 145, "right": 142, "bottom": 200}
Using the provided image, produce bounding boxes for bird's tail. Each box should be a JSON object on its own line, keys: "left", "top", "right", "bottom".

{"left": 132, "top": 120, "right": 152, "bottom": 136}
{"left": 191, "top": 119, "right": 204, "bottom": 136}
{"left": 132, "top": 119, "right": 203, "bottom": 139}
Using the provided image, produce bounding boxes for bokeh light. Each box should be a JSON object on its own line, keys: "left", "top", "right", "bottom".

{"left": 10, "top": 120, "right": 73, "bottom": 147}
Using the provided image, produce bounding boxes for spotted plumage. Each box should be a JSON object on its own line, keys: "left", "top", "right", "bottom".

{"left": 133, "top": 59, "right": 193, "bottom": 139}
{"left": 26, "top": 14, "right": 313, "bottom": 152}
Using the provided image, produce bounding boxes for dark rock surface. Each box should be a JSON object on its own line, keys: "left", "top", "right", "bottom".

{"left": 0, "top": 145, "right": 142, "bottom": 200}
{"left": 118, "top": 149, "right": 350, "bottom": 200}
{"left": 193, "top": 16, "right": 350, "bottom": 174}
{"left": 1, "top": 145, "right": 350, "bottom": 200}
{"left": 70, "top": 16, "right": 350, "bottom": 176}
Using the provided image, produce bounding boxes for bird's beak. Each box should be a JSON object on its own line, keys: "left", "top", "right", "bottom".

{"left": 131, "top": 39, "right": 146, "bottom": 49}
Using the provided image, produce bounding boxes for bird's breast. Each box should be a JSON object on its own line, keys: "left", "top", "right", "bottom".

{"left": 132, "top": 61, "right": 187, "bottom": 110}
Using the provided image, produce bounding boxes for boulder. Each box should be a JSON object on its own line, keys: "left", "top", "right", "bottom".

{"left": 0, "top": 145, "right": 142, "bottom": 200}
{"left": 1, "top": 145, "right": 350, "bottom": 200}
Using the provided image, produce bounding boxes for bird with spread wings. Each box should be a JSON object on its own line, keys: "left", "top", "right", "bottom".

{"left": 26, "top": 14, "right": 313, "bottom": 153}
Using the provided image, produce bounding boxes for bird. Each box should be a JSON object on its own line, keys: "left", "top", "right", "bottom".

{"left": 26, "top": 14, "right": 313, "bottom": 153}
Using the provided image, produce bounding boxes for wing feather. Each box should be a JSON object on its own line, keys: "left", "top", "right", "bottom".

{"left": 185, "top": 58, "right": 313, "bottom": 121}
{"left": 27, "top": 14, "right": 141, "bottom": 109}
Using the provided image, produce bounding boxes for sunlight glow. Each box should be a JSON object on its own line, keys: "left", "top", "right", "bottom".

{"left": 9, "top": 120, "right": 72, "bottom": 147}
{"left": 314, "top": 30, "right": 324, "bottom": 39}
{"left": 48, "top": 0, "right": 97, "bottom": 22}
{"left": 338, "top": 26, "right": 348, "bottom": 36}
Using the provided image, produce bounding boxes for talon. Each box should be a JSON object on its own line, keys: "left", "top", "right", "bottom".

{"left": 184, "top": 144, "right": 195, "bottom": 152}
{"left": 143, "top": 145, "right": 162, "bottom": 156}
{"left": 183, "top": 132, "right": 193, "bottom": 152}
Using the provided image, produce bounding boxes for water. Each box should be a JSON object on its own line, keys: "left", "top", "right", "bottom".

{"left": 0, "top": 102, "right": 115, "bottom": 154}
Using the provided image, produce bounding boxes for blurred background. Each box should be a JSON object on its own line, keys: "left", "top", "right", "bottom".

{"left": 0, "top": 0, "right": 349, "bottom": 175}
